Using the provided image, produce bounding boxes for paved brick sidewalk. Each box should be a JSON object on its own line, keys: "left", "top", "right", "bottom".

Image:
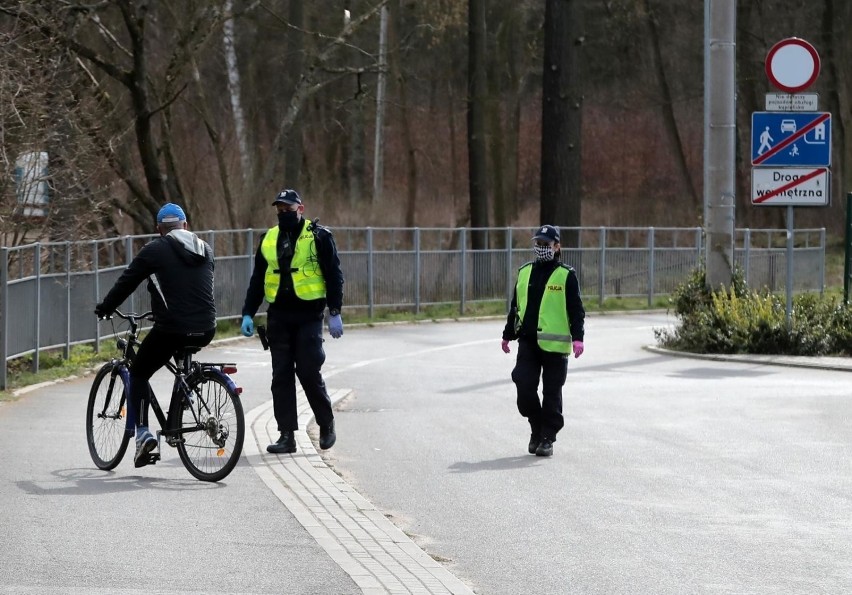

{"left": 245, "top": 389, "right": 475, "bottom": 595}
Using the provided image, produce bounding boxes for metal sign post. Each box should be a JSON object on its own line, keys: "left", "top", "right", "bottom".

{"left": 786, "top": 205, "right": 794, "bottom": 329}
{"left": 753, "top": 38, "right": 828, "bottom": 326}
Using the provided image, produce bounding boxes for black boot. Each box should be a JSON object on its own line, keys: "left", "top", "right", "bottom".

{"left": 535, "top": 437, "right": 554, "bottom": 457}
{"left": 319, "top": 420, "right": 336, "bottom": 450}
{"left": 528, "top": 433, "right": 540, "bottom": 455}
{"left": 267, "top": 431, "right": 296, "bottom": 454}
{"left": 528, "top": 423, "right": 541, "bottom": 454}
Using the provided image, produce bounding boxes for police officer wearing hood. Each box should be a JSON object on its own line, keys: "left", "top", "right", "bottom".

{"left": 240, "top": 189, "right": 344, "bottom": 454}
{"left": 95, "top": 203, "right": 216, "bottom": 467}
{"left": 501, "top": 225, "right": 585, "bottom": 457}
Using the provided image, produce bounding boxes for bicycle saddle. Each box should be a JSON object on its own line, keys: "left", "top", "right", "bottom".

{"left": 174, "top": 346, "right": 202, "bottom": 358}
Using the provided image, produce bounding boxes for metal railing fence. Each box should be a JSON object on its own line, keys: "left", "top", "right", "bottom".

{"left": 0, "top": 226, "right": 825, "bottom": 389}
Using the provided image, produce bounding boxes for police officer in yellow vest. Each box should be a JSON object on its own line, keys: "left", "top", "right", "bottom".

{"left": 240, "top": 189, "right": 345, "bottom": 454}
{"left": 501, "top": 225, "right": 585, "bottom": 457}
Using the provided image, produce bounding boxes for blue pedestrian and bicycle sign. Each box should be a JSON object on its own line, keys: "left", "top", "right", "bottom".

{"left": 751, "top": 111, "right": 831, "bottom": 167}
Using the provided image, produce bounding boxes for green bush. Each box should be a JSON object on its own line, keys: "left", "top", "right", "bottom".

{"left": 656, "top": 266, "right": 852, "bottom": 356}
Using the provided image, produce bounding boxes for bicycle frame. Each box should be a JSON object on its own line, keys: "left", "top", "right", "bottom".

{"left": 97, "top": 311, "right": 240, "bottom": 443}
{"left": 90, "top": 310, "right": 245, "bottom": 481}
{"left": 151, "top": 352, "right": 241, "bottom": 447}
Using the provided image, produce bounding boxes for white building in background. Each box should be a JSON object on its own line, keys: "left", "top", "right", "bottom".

{"left": 14, "top": 151, "right": 49, "bottom": 218}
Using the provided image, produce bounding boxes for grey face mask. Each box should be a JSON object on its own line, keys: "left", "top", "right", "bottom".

{"left": 534, "top": 244, "right": 555, "bottom": 262}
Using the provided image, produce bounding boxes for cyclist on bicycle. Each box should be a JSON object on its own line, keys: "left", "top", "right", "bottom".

{"left": 95, "top": 203, "right": 216, "bottom": 468}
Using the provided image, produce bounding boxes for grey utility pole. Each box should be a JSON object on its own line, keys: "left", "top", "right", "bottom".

{"left": 704, "top": 0, "right": 736, "bottom": 289}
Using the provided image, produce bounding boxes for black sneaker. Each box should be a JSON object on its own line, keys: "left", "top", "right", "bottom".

{"left": 535, "top": 437, "right": 554, "bottom": 457}
{"left": 528, "top": 433, "right": 540, "bottom": 455}
{"left": 267, "top": 431, "right": 296, "bottom": 454}
{"left": 134, "top": 430, "right": 158, "bottom": 468}
{"left": 319, "top": 420, "right": 336, "bottom": 450}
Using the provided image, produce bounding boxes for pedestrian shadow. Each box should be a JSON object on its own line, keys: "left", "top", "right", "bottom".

{"left": 448, "top": 456, "right": 543, "bottom": 473}
{"left": 15, "top": 467, "right": 224, "bottom": 495}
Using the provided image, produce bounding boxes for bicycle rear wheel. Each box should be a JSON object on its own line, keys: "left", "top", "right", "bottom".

{"left": 176, "top": 371, "right": 244, "bottom": 482}
{"left": 86, "top": 362, "right": 131, "bottom": 470}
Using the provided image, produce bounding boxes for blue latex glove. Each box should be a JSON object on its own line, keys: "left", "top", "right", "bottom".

{"left": 241, "top": 315, "right": 254, "bottom": 337}
{"left": 327, "top": 314, "right": 343, "bottom": 339}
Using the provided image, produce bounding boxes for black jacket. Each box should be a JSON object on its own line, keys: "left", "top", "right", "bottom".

{"left": 99, "top": 230, "right": 216, "bottom": 334}
{"left": 241, "top": 218, "right": 344, "bottom": 318}
{"left": 502, "top": 258, "right": 585, "bottom": 342}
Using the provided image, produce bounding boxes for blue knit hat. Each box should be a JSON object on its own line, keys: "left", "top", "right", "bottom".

{"left": 157, "top": 203, "right": 187, "bottom": 224}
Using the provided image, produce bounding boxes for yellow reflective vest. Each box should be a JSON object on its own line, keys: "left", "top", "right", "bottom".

{"left": 260, "top": 221, "right": 327, "bottom": 303}
{"left": 516, "top": 264, "right": 572, "bottom": 354}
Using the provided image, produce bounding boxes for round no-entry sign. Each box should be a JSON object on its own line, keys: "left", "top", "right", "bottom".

{"left": 765, "top": 38, "right": 820, "bottom": 93}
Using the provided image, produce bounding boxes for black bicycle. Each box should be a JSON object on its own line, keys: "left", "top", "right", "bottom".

{"left": 86, "top": 310, "right": 245, "bottom": 482}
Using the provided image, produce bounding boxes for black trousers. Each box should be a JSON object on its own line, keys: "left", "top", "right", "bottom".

{"left": 511, "top": 338, "right": 568, "bottom": 441}
{"left": 128, "top": 326, "right": 215, "bottom": 432}
{"left": 267, "top": 312, "right": 334, "bottom": 432}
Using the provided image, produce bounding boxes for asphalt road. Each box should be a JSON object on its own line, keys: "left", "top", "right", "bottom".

{"left": 0, "top": 339, "right": 360, "bottom": 595}
{"left": 321, "top": 314, "right": 852, "bottom": 595}
{"left": 1, "top": 313, "right": 851, "bottom": 594}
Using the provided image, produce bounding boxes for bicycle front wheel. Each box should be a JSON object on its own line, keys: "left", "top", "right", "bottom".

{"left": 177, "top": 371, "right": 244, "bottom": 482}
{"left": 86, "top": 362, "right": 131, "bottom": 470}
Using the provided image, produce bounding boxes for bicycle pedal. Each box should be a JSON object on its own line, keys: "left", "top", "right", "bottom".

{"left": 147, "top": 452, "right": 160, "bottom": 465}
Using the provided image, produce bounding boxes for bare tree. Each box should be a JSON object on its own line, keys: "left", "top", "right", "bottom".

{"left": 256, "top": 0, "right": 391, "bottom": 209}
{"left": 0, "top": 8, "right": 109, "bottom": 244}
{"left": 0, "top": 1, "right": 232, "bottom": 231}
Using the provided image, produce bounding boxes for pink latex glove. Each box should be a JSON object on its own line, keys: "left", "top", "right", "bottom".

{"left": 572, "top": 340, "right": 584, "bottom": 358}
{"left": 501, "top": 340, "right": 511, "bottom": 354}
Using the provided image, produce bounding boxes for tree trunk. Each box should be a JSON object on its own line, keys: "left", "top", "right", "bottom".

{"left": 223, "top": 0, "right": 253, "bottom": 187}
{"left": 118, "top": 1, "right": 167, "bottom": 211}
{"left": 642, "top": 0, "right": 699, "bottom": 208}
{"left": 467, "top": 0, "right": 489, "bottom": 249}
{"left": 487, "top": 60, "right": 507, "bottom": 231}
{"left": 486, "top": 11, "right": 521, "bottom": 240}
{"left": 826, "top": 0, "right": 852, "bottom": 232}
{"left": 541, "top": 0, "right": 583, "bottom": 246}
{"left": 504, "top": 13, "right": 522, "bottom": 223}
{"left": 191, "top": 61, "right": 239, "bottom": 229}
{"left": 284, "top": 0, "right": 305, "bottom": 192}
{"left": 448, "top": 75, "right": 464, "bottom": 227}
{"left": 345, "top": 0, "right": 365, "bottom": 206}
{"left": 390, "top": 0, "right": 418, "bottom": 227}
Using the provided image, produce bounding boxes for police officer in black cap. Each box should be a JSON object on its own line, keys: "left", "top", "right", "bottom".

{"left": 240, "top": 189, "right": 344, "bottom": 454}
{"left": 501, "top": 224, "right": 585, "bottom": 457}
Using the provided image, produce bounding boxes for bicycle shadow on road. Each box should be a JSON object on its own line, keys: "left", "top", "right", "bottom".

{"left": 15, "top": 467, "right": 224, "bottom": 496}
{"left": 448, "top": 456, "right": 544, "bottom": 473}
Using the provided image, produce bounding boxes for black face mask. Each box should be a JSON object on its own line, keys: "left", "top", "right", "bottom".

{"left": 277, "top": 210, "right": 300, "bottom": 230}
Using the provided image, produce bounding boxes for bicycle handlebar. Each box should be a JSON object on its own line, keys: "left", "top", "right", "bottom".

{"left": 97, "top": 309, "right": 154, "bottom": 322}
{"left": 114, "top": 310, "right": 154, "bottom": 322}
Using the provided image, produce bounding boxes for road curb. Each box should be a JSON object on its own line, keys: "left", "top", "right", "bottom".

{"left": 644, "top": 344, "right": 852, "bottom": 372}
